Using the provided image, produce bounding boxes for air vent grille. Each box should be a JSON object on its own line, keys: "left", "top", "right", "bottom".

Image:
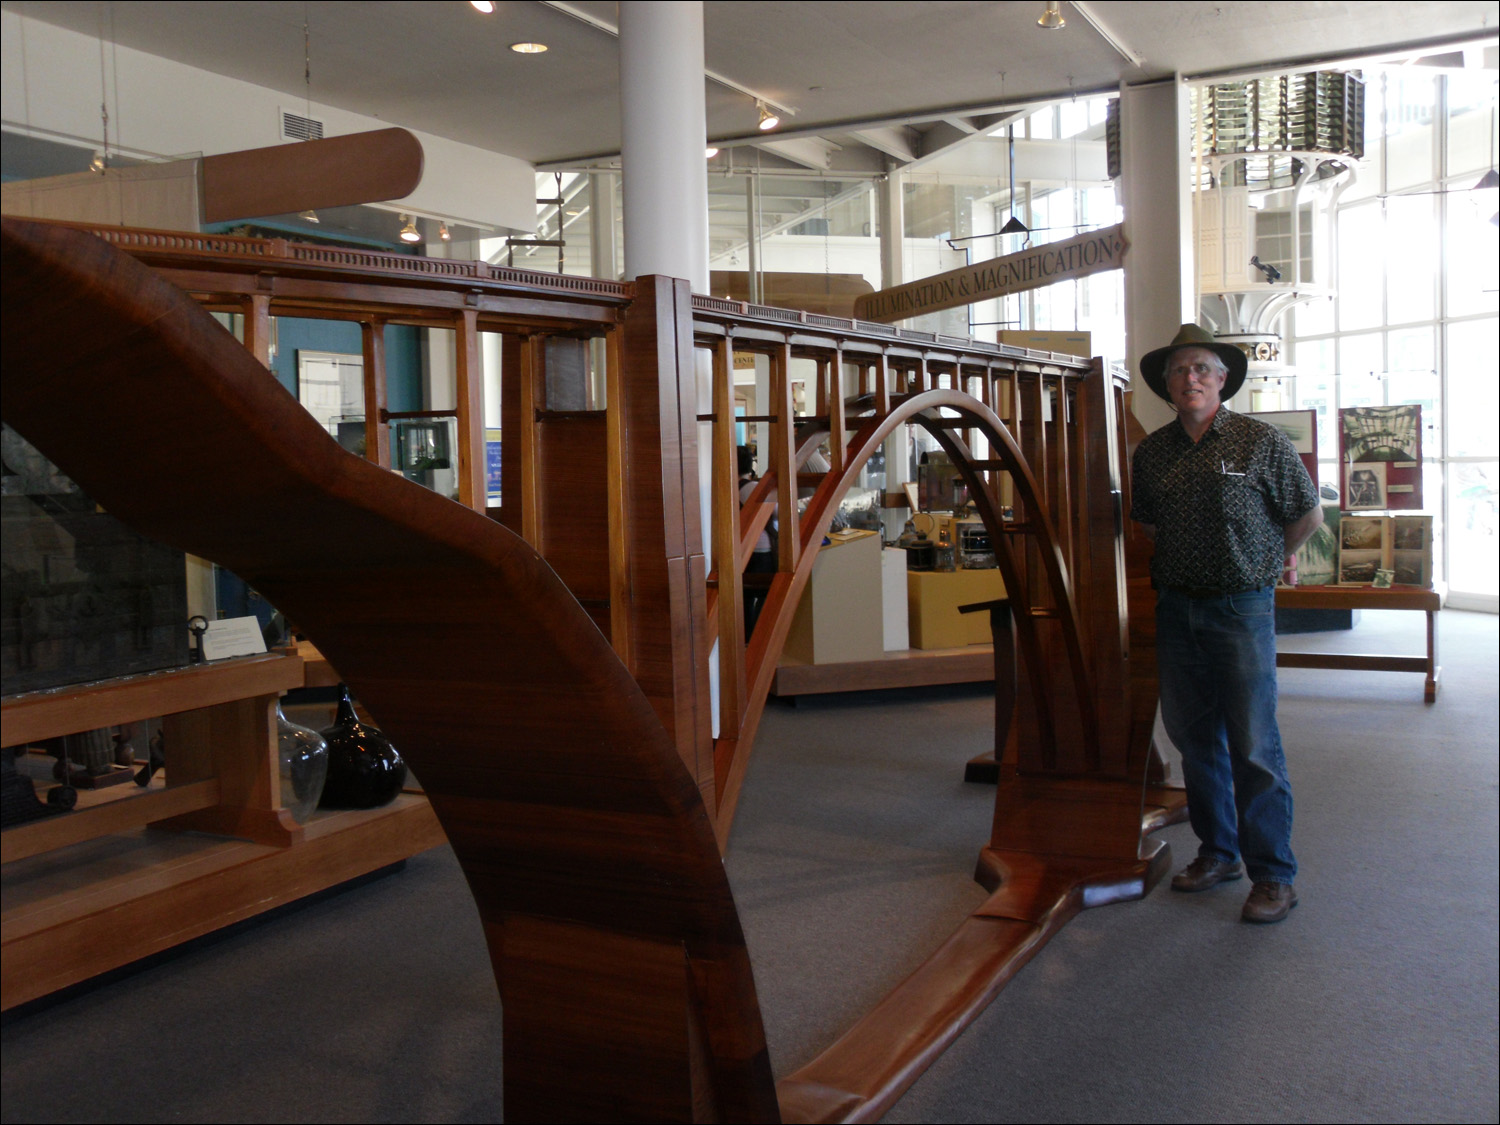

{"left": 280, "top": 110, "right": 325, "bottom": 141}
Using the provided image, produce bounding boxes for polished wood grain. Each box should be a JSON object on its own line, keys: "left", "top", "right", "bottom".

{"left": 5, "top": 216, "right": 1185, "bottom": 1123}
{"left": 1, "top": 218, "right": 776, "bottom": 1121}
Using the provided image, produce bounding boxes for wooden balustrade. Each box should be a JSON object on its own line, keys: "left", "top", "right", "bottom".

{"left": 4, "top": 217, "right": 1176, "bottom": 1123}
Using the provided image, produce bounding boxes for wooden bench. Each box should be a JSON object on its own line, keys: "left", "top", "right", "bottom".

{"left": 1274, "top": 585, "right": 1442, "bottom": 702}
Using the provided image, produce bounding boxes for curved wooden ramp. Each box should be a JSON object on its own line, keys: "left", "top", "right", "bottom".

{"left": 0, "top": 217, "right": 778, "bottom": 1123}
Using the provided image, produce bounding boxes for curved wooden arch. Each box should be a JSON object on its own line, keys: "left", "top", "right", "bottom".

{"left": 717, "top": 388, "right": 1099, "bottom": 822}
{"left": 0, "top": 217, "right": 779, "bottom": 1123}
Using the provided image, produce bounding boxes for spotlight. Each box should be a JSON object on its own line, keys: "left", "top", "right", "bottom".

{"left": 1038, "top": 1, "right": 1065, "bottom": 30}
{"left": 470, "top": 1, "right": 494, "bottom": 12}
{"left": 757, "top": 100, "right": 780, "bottom": 131}
{"left": 439, "top": 222, "right": 452, "bottom": 242}
{"left": 298, "top": 209, "right": 320, "bottom": 224}
{"left": 89, "top": 150, "right": 106, "bottom": 173}
{"left": 399, "top": 214, "right": 421, "bottom": 243}
{"left": 706, "top": 146, "right": 720, "bottom": 159}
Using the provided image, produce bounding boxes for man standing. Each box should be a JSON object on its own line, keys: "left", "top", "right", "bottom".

{"left": 1131, "top": 324, "right": 1323, "bottom": 924}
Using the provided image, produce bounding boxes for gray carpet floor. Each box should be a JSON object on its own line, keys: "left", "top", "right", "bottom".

{"left": 3, "top": 609, "right": 1496, "bottom": 1123}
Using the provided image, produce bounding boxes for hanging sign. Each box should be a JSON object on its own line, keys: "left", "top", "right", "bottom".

{"left": 853, "top": 224, "right": 1129, "bottom": 323}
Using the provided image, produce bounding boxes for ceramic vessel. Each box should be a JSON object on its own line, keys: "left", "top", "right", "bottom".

{"left": 318, "top": 685, "right": 407, "bottom": 809}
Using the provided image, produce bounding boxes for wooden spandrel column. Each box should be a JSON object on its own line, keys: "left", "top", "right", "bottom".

{"left": 612, "top": 274, "right": 715, "bottom": 813}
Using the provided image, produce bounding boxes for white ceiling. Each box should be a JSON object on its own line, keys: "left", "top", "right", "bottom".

{"left": 4, "top": 0, "right": 1497, "bottom": 168}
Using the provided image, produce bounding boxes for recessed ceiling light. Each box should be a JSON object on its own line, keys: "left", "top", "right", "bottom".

{"left": 510, "top": 41, "right": 548, "bottom": 54}
{"left": 470, "top": 1, "right": 494, "bottom": 12}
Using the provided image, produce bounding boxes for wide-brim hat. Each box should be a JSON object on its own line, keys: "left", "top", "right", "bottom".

{"left": 1139, "top": 323, "right": 1247, "bottom": 403}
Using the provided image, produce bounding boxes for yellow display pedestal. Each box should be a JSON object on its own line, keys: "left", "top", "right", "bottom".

{"left": 906, "top": 568, "right": 1007, "bottom": 650}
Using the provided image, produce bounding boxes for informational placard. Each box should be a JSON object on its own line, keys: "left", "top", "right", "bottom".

{"left": 1338, "top": 404, "right": 1422, "bottom": 510}
{"left": 201, "top": 616, "right": 269, "bottom": 661}
{"left": 1251, "top": 409, "right": 1318, "bottom": 491}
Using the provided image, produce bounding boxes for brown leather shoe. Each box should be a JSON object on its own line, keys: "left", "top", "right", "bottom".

{"left": 1241, "top": 881, "right": 1298, "bottom": 923}
{"left": 1170, "top": 856, "right": 1244, "bottom": 892}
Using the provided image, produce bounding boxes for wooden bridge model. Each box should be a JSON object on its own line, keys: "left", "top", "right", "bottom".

{"left": 1, "top": 216, "right": 1183, "bottom": 1123}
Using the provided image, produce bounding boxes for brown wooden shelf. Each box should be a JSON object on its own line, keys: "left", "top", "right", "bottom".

{"left": 772, "top": 644, "right": 995, "bottom": 697}
{"left": 1, "top": 792, "right": 446, "bottom": 1010}
{"left": 2, "top": 652, "right": 305, "bottom": 747}
{"left": 1, "top": 775, "right": 222, "bottom": 866}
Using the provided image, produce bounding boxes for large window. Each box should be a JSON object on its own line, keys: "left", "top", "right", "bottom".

{"left": 1289, "top": 66, "right": 1499, "bottom": 609}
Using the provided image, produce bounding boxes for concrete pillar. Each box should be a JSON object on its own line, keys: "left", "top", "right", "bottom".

{"left": 590, "top": 171, "right": 620, "bottom": 282}
{"left": 878, "top": 166, "right": 905, "bottom": 291}
{"left": 619, "top": 1, "right": 709, "bottom": 291}
{"left": 618, "top": 2, "right": 718, "bottom": 737}
{"left": 1119, "top": 77, "right": 1194, "bottom": 432}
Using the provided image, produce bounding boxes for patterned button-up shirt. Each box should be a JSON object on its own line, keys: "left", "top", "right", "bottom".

{"left": 1130, "top": 407, "right": 1319, "bottom": 592}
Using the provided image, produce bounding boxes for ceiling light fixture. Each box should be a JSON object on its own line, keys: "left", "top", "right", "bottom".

{"left": 439, "top": 222, "right": 452, "bottom": 241}
{"left": 1037, "top": 1, "right": 1065, "bottom": 30}
{"left": 757, "top": 100, "right": 780, "bottom": 131}
{"left": 399, "top": 214, "right": 421, "bottom": 243}
{"left": 298, "top": 209, "right": 320, "bottom": 224}
{"left": 470, "top": 1, "right": 495, "bottom": 11}
{"left": 510, "top": 41, "right": 548, "bottom": 54}
{"left": 89, "top": 149, "right": 106, "bottom": 173}
{"left": 706, "top": 146, "right": 720, "bottom": 159}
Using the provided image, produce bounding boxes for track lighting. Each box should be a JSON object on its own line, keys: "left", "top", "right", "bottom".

{"left": 1038, "top": 1, "right": 1065, "bottom": 30}
{"left": 439, "top": 222, "right": 452, "bottom": 242}
{"left": 399, "top": 214, "right": 421, "bottom": 243}
{"left": 757, "top": 100, "right": 780, "bottom": 132}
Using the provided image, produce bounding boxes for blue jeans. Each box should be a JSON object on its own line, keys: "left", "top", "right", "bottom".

{"left": 1156, "top": 586, "right": 1296, "bottom": 885}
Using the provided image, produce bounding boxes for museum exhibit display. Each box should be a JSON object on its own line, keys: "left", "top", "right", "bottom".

{"left": 0, "top": 211, "right": 1187, "bottom": 1121}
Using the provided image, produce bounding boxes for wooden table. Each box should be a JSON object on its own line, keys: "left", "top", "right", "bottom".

{"left": 1274, "top": 585, "right": 1442, "bottom": 701}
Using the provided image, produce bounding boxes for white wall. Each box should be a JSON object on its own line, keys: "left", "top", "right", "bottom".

{"left": 1, "top": 11, "right": 536, "bottom": 234}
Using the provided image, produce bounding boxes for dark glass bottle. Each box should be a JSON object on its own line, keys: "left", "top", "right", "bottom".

{"left": 318, "top": 685, "right": 407, "bottom": 809}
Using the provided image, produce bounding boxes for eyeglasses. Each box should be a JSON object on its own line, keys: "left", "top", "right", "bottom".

{"left": 1167, "top": 361, "right": 1223, "bottom": 381}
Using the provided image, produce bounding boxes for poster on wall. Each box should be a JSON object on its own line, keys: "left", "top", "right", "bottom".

{"left": 1338, "top": 404, "right": 1423, "bottom": 510}
{"left": 1251, "top": 409, "right": 1318, "bottom": 490}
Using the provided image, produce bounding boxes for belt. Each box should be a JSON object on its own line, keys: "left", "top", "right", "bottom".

{"left": 1164, "top": 584, "right": 1260, "bottom": 599}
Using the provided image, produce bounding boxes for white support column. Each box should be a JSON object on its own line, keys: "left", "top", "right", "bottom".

{"left": 1119, "top": 77, "right": 1195, "bottom": 432}
{"left": 590, "top": 171, "right": 620, "bottom": 282}
{"left": 619, "top": 1, "right": 709, "bottom": 291}
{"left": 618, "top": 2, "right": 718, "bottom": 737}
{"left": 878, "top": 165, "right": 905, "bottom": 292}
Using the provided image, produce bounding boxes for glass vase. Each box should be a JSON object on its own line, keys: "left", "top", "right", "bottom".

{"left": 275, "top": 704, "right": 329, "bottom": 824}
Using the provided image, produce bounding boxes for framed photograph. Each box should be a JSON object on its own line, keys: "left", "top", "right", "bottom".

{"left": 1338, "top": 550, "right": 1382, "bottom": 585}
{"left": 1340, "top": 516, "right": 1384, "bottom": 551}
{"left": 1339, "top": 404, "right": 1422, "bottom": 509}
{"left": 1345, "top": 462, "right": 1388, "bottom": 510}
